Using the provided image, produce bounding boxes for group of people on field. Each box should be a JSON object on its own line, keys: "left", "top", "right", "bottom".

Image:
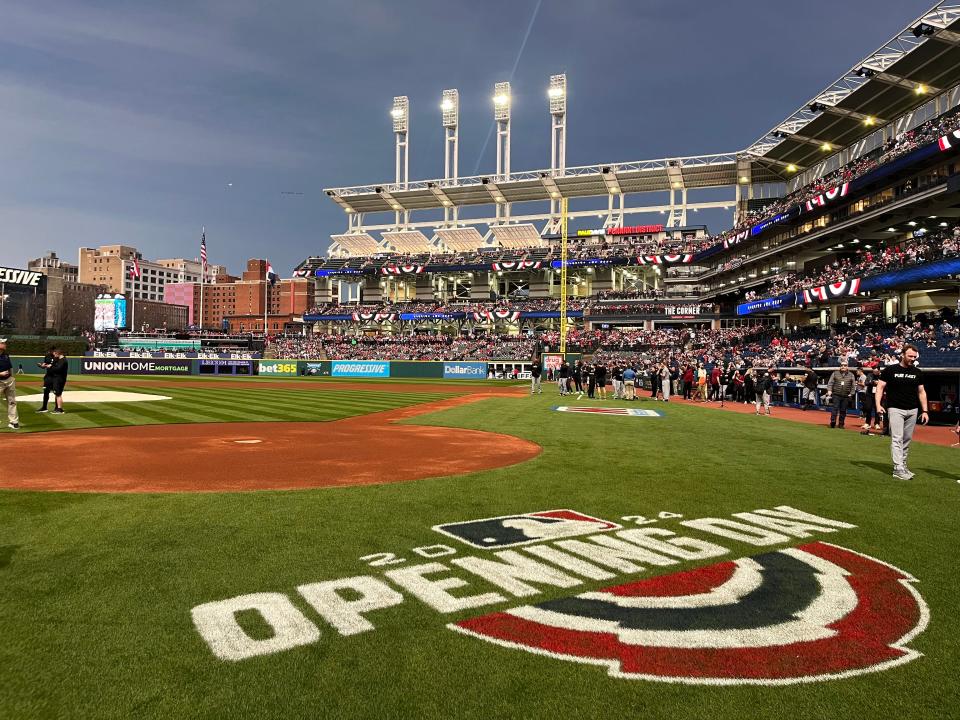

{"left": 0, "top": 341, "right": 69, "bottom": 430}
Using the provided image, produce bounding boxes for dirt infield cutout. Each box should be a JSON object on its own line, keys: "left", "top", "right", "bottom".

{"left": 16, "top": 391, "right": 172, "bottom": 403}
{"left": 1, "top": 390, "right": 540, "bottom": 493}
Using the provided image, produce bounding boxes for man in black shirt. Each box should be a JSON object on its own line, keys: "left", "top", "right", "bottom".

{"left": 801, "top": 365, "right": 819, "bottom": 411}
{"left": 530, "top": 360, "right": 542, "bottom": 395}
{"left": 37, "top": 348, "right": 56, "bottom": 413}
{"left": 45, "top": 348, "right": 69, "bottom": 414}
{"left": 594, "top": 362, "right": 607, "bottom": 400}
{"left": 875, "top": 344, "right": 928, "bottom": 480}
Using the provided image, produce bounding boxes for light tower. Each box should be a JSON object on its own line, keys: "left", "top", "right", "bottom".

{"left": 494, "top": 81, "right": 511, "bottom": 222}
{"left": 441, "top": 89, "right": 459, "bottom": 225}
{"left": 391, "top": 95, "right": 409, "bottom": 227}
{"left": 549, "top": 74, "right": 567, "bottom": 223}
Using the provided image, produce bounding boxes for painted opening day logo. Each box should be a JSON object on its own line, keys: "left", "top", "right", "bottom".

{"left": 190, "top": 506, "right": 928, "bottom": 685}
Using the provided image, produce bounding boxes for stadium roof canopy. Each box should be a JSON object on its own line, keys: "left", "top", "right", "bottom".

{"left": 747, "top": 3, "right": 960, "bottom": 167}
{"left": 325, "top": 153, "right": 782, "bottom": 216}
{"left": 324, "top": 2, "right": 960, "bottom": 218}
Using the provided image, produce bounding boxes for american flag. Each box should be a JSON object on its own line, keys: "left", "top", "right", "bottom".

{"left": 129, "top": 257, "right": 141, "bottom": 279}
{"left": 200, "top": 228, "right": 207, "bottom": 272}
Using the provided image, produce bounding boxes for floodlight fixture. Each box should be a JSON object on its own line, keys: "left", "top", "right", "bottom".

{"left": 441, "top": 89, "right": 458, "bottom": 128}
{"left": 494, "top": 81, "right": 511, "bottom": 121}
{"left": 549, "top": 74, "right": 566, "bottom": 115}
{"left": 391, "top": 96, "right": 409, "bottom": 133}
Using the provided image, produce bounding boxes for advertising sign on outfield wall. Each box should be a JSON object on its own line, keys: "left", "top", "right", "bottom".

{"left": 331, "top": 361, "right": 389, "bottom": 378}
{"left": 258, "top": 361, "right": 299, "bottom": 376}
{"left": 443, "top": 362, "right": 488, "bottom": 379}
{"left": 80, "top": 358, "right": 193, "bottom": 376}
{"left": 303, "top": 361, "right": 331, "bottom": 376}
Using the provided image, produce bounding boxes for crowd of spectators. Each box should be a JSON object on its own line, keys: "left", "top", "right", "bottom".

{"left": 744, "top": 228, "right": 960, "bottom": 301}
{"left": 306, "top": 297, "right": 588, "bottom": 316}
{"left": 274, "top": 311, "right": 960, "bottom": 371}
{"left": 700, "top": 106, "right": 960, "bottom": 255}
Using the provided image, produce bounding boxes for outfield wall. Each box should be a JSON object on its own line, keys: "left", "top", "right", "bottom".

{"left": 6, "top": 356, "right": 530, "bottom": 380}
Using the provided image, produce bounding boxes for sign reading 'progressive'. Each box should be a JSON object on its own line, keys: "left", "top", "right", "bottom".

{"left": 0, "top": 267, "right": 42, "bottom": 287}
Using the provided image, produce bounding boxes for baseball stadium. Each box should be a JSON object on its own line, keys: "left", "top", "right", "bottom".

{"left": 3, "top": 3, "right": 960, "bottom": 719}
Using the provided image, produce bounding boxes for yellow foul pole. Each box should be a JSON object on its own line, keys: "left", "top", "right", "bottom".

{"left": 559, "top": 197, "right": 569, "bottom": 355}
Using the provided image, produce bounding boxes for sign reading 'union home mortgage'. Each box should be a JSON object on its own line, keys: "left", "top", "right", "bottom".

{"left": 0, "top": 267, "right": 42, "bottom": 287}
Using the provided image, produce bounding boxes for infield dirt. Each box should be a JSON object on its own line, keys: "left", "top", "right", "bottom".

{"left": 0, "top": 389, "right": 540, "bottom": 493}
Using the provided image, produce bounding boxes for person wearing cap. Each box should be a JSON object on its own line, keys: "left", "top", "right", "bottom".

{"left": 753, "top": 366, "right": 775, "bottom": 416}
{"left": 0, "top": 338, "right": 20, "bottom": 430}
{"left": 824, "top": 360, "right": 857, "bottom": 429}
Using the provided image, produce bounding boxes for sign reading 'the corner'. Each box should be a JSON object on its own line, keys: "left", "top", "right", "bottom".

{"left": 0, "top": 267, "right": 42, "bottom": 287}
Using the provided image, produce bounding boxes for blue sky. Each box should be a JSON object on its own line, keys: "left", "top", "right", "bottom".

{"left": 0, "top": 0, "right": 935, "bottom": 275}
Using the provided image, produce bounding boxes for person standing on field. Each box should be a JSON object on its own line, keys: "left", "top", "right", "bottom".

{"left": 875, "top": 344, "right": 929, "bottom": 481}
{"left": 801, "top": 365, "right": 819, "bottom": 411}
{"left": 37, "top": 347, "right": 56, "bottom": 413}
{"left": 860, "top": 367, "right": 881, "bottom": 431}
{"left": 824, "top": 361, "right": 856, "bottom": 429}
{"left": 622, "top": 365, "right": 636, "bottom": 401}
{"left": 754, "top": 367, "right": 775, "bottom": 416}
{"left": 558, "top": 360, "right": 570, "bottom": 396}
{"left": 660, "top": 361, "right": 671, "bottom": 402}
{"left": 0, "top": 339, "right": 20, "bottom": 429}
{"left": 611, "top": 364, "right": 624, "bottom": 399}
{"left": 530, "top": 359, "right": 542, "bottom": 395}
{"left": 594, "top": 361, "right": 607, "bottom": 400}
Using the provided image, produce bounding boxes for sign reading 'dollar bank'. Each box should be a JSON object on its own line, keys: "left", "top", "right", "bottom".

{"left": 0, "top": 267, "right": 43, "bottom": 287}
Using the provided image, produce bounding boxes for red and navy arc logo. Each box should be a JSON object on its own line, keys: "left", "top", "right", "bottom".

{"left": 938, "top": 129, "right": 960, "bottom": 151}
{"left": 380, "top": 264, "right": 424, "bottom": 275}
{"left": 450, "top": 542, "right": 928, "bottom": 685}
{"left": 802, "top": 278, "right": 861, "bottom": 305}
{"left": 805, "top": 183, "right": 850, "bottom": 212}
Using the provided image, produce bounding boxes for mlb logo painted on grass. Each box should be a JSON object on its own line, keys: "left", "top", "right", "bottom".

{"left": 554, "top": 406, "right": 663, "bottom": 417}
{"left": 433, "top": 509, "right": 621, "bottom": 549}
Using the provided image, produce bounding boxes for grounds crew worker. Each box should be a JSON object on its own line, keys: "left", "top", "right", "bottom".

{"left": 824, "top": 361, "right": 856, "bottom": 429}
{"left": 0, "top": 338, "right": 20, "bottom": 430}
{"left": 875, "top": 344, "right": 928, "bottom": 481}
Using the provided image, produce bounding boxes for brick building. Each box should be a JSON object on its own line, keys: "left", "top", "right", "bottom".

{"left": 164, "top": 259, "right": 314, "bottom": 332}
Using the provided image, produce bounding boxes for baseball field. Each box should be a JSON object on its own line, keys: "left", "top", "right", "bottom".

{"left": 1, "top": 375, "right": 958, "bottom": 719}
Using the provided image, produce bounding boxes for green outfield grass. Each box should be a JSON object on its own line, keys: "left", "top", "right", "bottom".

{"left": 1, "top": 379, "right": 958, "bottom": 719}
{"left": 2, "top": 381, "right": 457, "bottom": 434}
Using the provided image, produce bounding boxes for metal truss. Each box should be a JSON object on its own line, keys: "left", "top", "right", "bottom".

{"left": 324, "top": 152, "right": 743, "bottom": 198}
{"left": 338, "top": 199, "right": 733, "bottom": 237}
{"left": 744, "top": 2, "right": 960, "bottom": 158}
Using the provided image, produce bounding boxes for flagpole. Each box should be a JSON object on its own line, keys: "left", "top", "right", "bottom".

{"left": 199, "top": 226, "right": 205, "bottom": 332}
{"left": 264, "top": 260, "right": 268, "bottom": 338}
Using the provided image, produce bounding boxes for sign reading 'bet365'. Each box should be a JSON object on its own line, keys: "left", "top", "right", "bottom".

{"left": 0, "top": 267, "right": 42, "bottom": 287}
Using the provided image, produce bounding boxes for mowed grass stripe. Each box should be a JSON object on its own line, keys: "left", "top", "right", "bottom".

{"left": 10, "top": 387, "right": 454, "bottom": 433}
{"left": 167, "top": 387, "right": 455, "bottom": 406}
{"left": 163, "top": 389, "right": 442, "bottom": 416}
